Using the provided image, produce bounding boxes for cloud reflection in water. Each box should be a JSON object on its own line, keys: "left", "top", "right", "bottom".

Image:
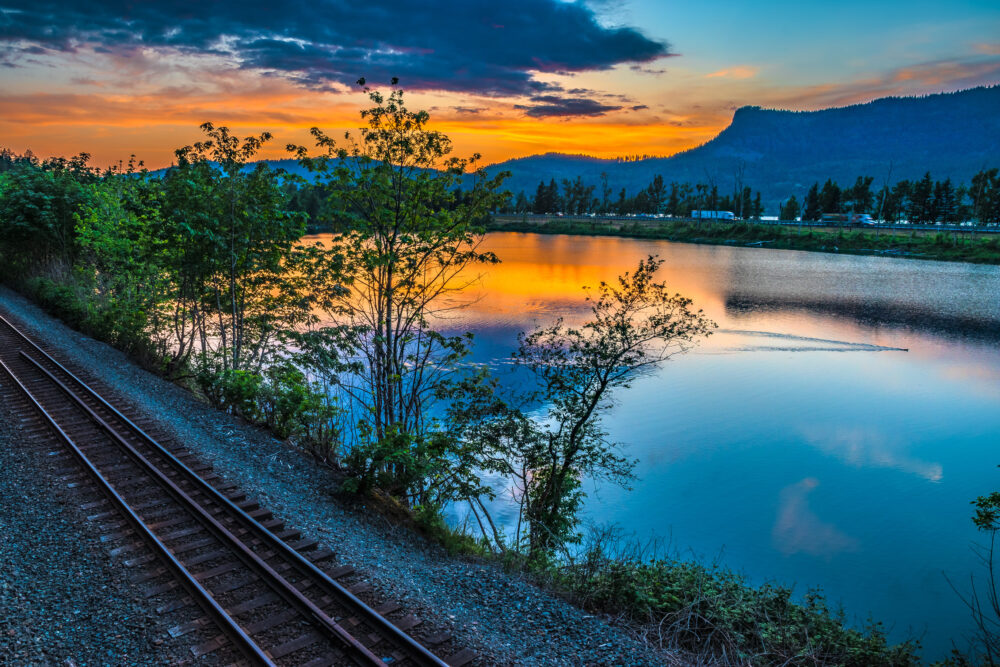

{"left": 772, "top": 478, "right": 860, "bottom": 557}
{"left": 801, "top": 425, "right": 943, "bottom": 482}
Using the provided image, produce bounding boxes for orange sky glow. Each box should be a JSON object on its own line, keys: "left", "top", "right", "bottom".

{"left": 1, "top": 2, "right": 998, "bottom": 169}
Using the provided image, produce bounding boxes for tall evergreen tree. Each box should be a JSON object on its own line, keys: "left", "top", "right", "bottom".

{"left": 740, "top": 186, "right": 753, "bottom": 219}
{"left": 908, "top": 172, "right": 934, "bottom": 223}
{"left": 532, "top": 181, "right": 547, "bottom": 214}
{"left": 803, "top": 183, "right": 821, "bottom": 221}
{"left": 667, "top": 183, "right": 680, "bottom": 216}
{"left": 970, "top": 168, "right": 999, "bottom": 223}
{"left": 779, "top": 195, "right": 800, "bottom": 220}
{"left": 847, "top": 176, "right": 874, "bottom": 213}
{"left": 819, "top": 179, "right": 842, "bottom": 214}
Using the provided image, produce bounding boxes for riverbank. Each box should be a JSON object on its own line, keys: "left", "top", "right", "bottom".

{"left": 488, "top": 218, "right": 1000, "bottom": 264}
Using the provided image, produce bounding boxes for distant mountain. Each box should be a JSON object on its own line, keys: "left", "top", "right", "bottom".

{"left": 486, "top": 86, "right": 1000, "bottom": 210}
{"left": 151, "top": 87, "right": 999, "bottom": 213}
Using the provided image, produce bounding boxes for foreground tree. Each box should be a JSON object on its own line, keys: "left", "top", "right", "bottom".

{"left": 290, "top": 80, "right": 509, "bottom": 498}
{"left": 75, "top": 158, "right": 172, "bottom": 359}
{"left": 0, "top": 154, "right": 95, "bottom": 274}
{"left": 453, "top": 256, "right": 715, "bottom": 559}
{"left": 955, "top": 491, "right": 1000, "bottom": 663}
{"left": 163, "top": 123, "right": 313, "bottom": 376}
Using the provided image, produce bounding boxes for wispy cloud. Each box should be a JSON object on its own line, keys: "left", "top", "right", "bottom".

{"left": 706, "top": 66, "right": 758, "bottom": 80}
{"left": 974, "top": 43, "right": 1000, "bottom": 56}
{"left": 761, "top": 54, "right": 1000, "bottom": 110}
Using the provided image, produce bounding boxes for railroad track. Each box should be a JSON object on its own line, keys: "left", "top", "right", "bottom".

{"left": 0, "top": 310, "right": 475, "bottom": 667}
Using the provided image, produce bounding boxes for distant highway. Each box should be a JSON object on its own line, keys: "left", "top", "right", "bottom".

{"left": 491, "top": 213, "right": 1000, "bottom": 235}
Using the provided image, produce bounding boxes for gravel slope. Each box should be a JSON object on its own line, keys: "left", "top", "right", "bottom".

{"left": 0, "top": 286, "right": 676, "bottom": 666}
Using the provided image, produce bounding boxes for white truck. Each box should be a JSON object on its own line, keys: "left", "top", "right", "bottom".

{"left": 691, "top": 210, "right": 736, "bottom": 221}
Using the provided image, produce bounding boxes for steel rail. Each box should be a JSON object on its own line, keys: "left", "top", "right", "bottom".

{"left": 21, "top": 350, "right": 386, "bottom": 666}
{"left": 0, "top": 356, "right": 276, "bottom": 667}
{"left": 0, "top": 312, "right": 450, "bottom": 667}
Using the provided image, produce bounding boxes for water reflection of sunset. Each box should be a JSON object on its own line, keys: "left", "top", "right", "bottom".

{"left": 456, "top": 232, "right": 727, "bottom": 327}
{"left": 453, "top": 233, "right": 1000, "bottom": 384}
{"left": 304, "top": 230, "right": 1000, "bottom": 656}
{"left": 304, "top": 230, "right": 1000, "bottom": 392}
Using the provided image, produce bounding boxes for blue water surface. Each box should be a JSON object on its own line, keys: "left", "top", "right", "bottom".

{"left": 438, "top": 232, "right": 1000, "bottom": 659}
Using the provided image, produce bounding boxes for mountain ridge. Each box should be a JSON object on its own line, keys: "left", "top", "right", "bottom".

{"left": 149, "top": 86, "right": 1000, "bottom": 212}
{"left": 484, "top": 85, "right": 1000, "bottom": 209}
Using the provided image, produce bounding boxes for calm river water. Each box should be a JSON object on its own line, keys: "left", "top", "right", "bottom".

{"left": 432, "top": 232, "right": 1000, "bottom": 659}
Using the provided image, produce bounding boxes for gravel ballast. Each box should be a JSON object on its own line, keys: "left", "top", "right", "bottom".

{"left": 0, "top": 386, "right": 193, "bottom": 665}
{"left": 0, "top": 286, "right": 676, "bottom": 666}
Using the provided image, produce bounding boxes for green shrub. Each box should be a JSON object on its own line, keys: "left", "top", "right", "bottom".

{"left": 195, "top": 361, "right": 264, "bottom": 419}
{"left": 193, "top": 357, "right": 341, "bottom": 460}
{"left": 535, "top": 528, "right": 920, "bottom": 665}
{"left": 24, "top": 276, "right": 89, "bottom": 329}
{"left": 258, "top": 362, "right": 340, "bottom": 456}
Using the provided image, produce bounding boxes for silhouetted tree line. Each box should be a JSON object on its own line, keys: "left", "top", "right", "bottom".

{"left": 505, "top": 173, "right": 764, "bottom": 219}
{"left": 792, "top": 170, "right": 1000, "bottom": 224}
{"left": 614, "top": 154, "right": 660, "bottom": 163}
{"left": 503, "top": 167, "right": 1000, "bottom": 225}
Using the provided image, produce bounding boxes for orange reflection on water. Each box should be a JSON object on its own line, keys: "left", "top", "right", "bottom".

{"left": 455, "top": 232, "right": 728, "bottom": 328}
{"left": 301, "top": 231, "right": 1000, "bottom": 396}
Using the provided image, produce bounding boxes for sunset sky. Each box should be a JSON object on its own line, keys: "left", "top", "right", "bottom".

{"left": 2, "top": 0, "right": 999, "bottom": 168}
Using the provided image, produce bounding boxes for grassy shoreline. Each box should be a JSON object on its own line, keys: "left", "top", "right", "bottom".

{"left": 488, "top": 218, "right": 1000, "bottom": 265}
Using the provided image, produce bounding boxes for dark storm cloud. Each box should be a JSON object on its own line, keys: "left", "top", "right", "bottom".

{"left": 514, "top": 95, "right": 623, "bottom": 117}
{"left": 0, "top": 1, "right": 670, "bottom": 95}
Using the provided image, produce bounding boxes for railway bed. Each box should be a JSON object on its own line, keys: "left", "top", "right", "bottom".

{"left": 0, "top": 309, "right": 475, "bottom": 667}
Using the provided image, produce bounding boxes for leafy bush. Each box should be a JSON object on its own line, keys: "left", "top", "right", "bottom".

{"left": 195, "top": 361, "right": 264, "bottom": 418}
{"left": 341, "top": 428, "right": 448, "bottom": 498}
{"left": 193, "top": 357, "right": 341, "bottom": 460}
{"left": 257, "top": 362, "right": 340, "bottom": 458}
{"left": 24, "top": 276, "right": 89, "bottom": 328}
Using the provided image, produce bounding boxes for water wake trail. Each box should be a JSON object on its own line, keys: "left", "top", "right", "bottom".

{"left": 714, "top": 329, "right": 908, "bottom": 352}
